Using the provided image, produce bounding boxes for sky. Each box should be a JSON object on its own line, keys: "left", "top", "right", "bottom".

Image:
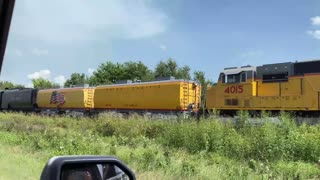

{"left": 2, "top": 0, "right": 320, "bottom": 87}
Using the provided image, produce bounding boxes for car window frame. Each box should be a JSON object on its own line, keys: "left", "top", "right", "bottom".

{"left": 0, "top": 0, "right": 16, "bottom": 73}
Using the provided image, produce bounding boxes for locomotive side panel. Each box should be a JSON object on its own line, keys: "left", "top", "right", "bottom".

{"left": 280, "top": 96, "right": 304, "bottom": 110}
{"left": 280, "top": 78, "right": 302, "bottom": 96}
{"left": 278, "top": 77, "right": 302, "bottom": 110}
{"left": 301, "top": 75, "right": 320, "bottom": 111}
{"left": 257, "top": 82, "right": 280, "bottom": 97}
{"left": 205, "top": 86, "right": 216, "bottom": 110}
{"left": 209, "top": 81, "right": 257, "bottom": 110}
{"left": 260, "top": 96, "right": 281, "bottom": 109}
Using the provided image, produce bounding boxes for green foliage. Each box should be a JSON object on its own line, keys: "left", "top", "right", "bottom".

{"left": 89, "top": 61, "right": 154, "bottom": 85}
{"left": 32, "top": 78, "right": 59, "bottom": 89}
{"left": 1, "top": 112, "right": 320, "bottom": 179}
{"left": 0, "top": 81, "right": 25, "bottom": 90}
{"left": 272, "top": 161, "right": 320, "bottom": 179}
{"left": 89, "top": 58, "right": 193, "bottom": 86}
{"left": 64, "top": 73, "right": 88, "bottom": 87}
{"left": 0, "top": 143, "right": 45, "bottom": 180}
{"left": 176, "top": 66, "right": 191, "bottom": 80}
{"left": 122, "top": 61, "right": 154, "bottom": 81}
{"left": 89, "top": 61, "right": 124, "bottom": 85}
{"left": 60, "top": 59, "right": 212, "bottom": 87}
{"left": 193, "top": 71, "right": 214, "bottom": 113}
{"left": 154, "top": 58, "right": 191, "bottom": 79}
{"left": 236, "top": 110, "right": 250, "bottom": 130}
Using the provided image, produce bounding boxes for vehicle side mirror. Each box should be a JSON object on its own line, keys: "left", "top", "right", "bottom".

{"left": 40, "top": 156, "right": 136, "bottom": 180}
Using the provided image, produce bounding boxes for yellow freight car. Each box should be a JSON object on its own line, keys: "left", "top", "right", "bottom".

{"left": 94, "top": 80, "right": 201, "bottom": 114}
{"left": 206, "top": 60, "right": 320, "bottom": 114}
{"left": 37, "top": 87, "right": 94, "bottom": 113}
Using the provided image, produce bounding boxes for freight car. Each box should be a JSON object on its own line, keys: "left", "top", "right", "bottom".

{"left": 0, "top": 88, "right": 37, "bottom": 111}
{"left": 94, "top": 79, "right": 201, "bottom": 116}
{"left": 206, "top": 59, "right": 320, "bottom": 116}
{"left": 36, "top": 87, "right": 94, "bottom": 116}
{"left": 0, "top": 79, "right": 201, "bottom": 118}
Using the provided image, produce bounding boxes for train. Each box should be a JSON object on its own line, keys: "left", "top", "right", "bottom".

{"left": 1, "top": 59, "right": 320, "bottom": 118}
{"left": 0, "top": 79, "right": 201, "bottom": 117}
{"left": 206, "top": 59, "right": 320, "bottom": 116}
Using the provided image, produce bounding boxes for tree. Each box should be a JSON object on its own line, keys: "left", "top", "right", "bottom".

{"left": 122, "top": 61, "right": 154, "bottom": 81}
{"left": 0, "top": 81, "right": 24, "bottom": 90}
{"left": 64, "top": 73, "right": 88, "bottom": 87}
{"left": 32, "top": 78, "right": 59, "bottom": 89}
{"left": 193, "top": 71, "right": 213, "bottom": 114}
{"left": 89, "top": 62, "right": 125, "bottom": 85}
{"left": 177, "top": 65, "right": 191, "bottom": 80}
{"left": 167, "top": 59, "right": 178, "bottom": 76}
{"left": 154, "top": 61, "right": 171, "bottom": 78}
{"left": 89, "top": 61, "right": 154, "bottom": 86}
{"left": 154, "top": 58, "right": 191, "bottom": 79}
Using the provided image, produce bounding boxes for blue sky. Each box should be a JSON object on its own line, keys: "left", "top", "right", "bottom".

{"left": 2, "top": 0, "right": 320, "bottom": 87}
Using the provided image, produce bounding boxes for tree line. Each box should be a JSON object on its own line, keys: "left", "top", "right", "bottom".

{"left": 65, "top": 58, "right": 199, "bottom": 87}
{"left": 0, "top": 58, "right": 215, "bottom": 108}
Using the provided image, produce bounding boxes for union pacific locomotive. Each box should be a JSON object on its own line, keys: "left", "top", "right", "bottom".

{"left": 206, "top": 59, "right": 320, "bottom": 116}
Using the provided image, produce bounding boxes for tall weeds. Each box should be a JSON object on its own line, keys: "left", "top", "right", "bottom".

{"left": 0, "top": 112, "right": 319, "bottom": 179}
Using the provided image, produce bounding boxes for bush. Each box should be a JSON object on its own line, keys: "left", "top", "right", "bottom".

{"left": 1, "top": 112, "right": 320, "bottom": 179}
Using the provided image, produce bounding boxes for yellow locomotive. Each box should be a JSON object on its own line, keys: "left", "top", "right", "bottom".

{"left": 206, "top": 60, "right": 320, "bottom": 115}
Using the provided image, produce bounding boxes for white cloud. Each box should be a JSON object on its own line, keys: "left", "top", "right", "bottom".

{"left": 54, "top": 75, "right": 66, "bottom": 86}
{"left": 307, "top": 30, "right": 320, "bottom": 39}
{"left": 12, "top": 0, "right": 167, "bottom": 42}
{"left": 88, "top": 68, "right": 95, "bottom": 76}
{"left": 26, "top": 70, "right": 66, "bottom": 87}
{"left": 311, "top": 16, "right": 320, "bottom": 26}
{"left": 160, "top": 44, "right": 167, "bottom": 51}
{"left": 307, "top": 16, "right": 320, "bottom": 40}
{"left": 27, "top": 69, "right": 51, "bottom": 79}
{"left": 32, "top": 48, "right": 49, "bottom": 56}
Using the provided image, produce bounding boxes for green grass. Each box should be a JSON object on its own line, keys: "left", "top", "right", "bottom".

{"left": 0, "top": 143, "right": 45, "bottom": 180}
{"left": 0, "top": 112, "right": 320, "bottom": 179}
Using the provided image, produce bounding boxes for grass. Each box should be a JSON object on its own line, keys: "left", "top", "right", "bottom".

{"left": 0, "top": 142, "right": 45, "bottom": 180}
{"left": 0, "top": 112, "right": 319, "bottom": 179}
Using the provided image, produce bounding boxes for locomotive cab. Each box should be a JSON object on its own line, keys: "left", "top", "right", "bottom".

{"left": 206, "top": 65, "right": 257, "bottom": 112}
{"left": 220, "top": 65, "right": 256, "bottom": 84}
